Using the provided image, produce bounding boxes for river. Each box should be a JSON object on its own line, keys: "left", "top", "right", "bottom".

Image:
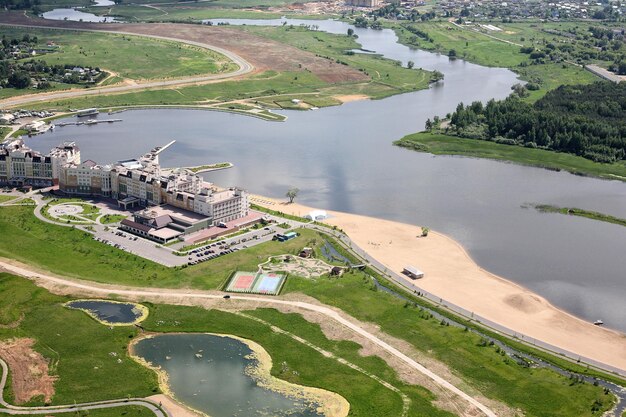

{"left": 28, "top": 18, "right": 626, "bottom": 332}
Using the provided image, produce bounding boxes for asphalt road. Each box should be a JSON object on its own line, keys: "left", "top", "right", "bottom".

{"left": 0, "top": 23, "right": 254, "bottom": 108}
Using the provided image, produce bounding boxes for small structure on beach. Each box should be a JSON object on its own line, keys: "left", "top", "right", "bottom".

{"left": 305, "top": 210, "right": 327, "bottom": 221}
{"left": 403, "top": 265, "right": 424, "bottom": 279}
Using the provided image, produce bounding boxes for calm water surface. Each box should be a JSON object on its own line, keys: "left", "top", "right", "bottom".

{"left": 27, "top": 20, "right": 626, "bottom": 332}
{"left": 66, "top": 300, "right": 144, "bottom": 324}
{"left": 133, "top": 334, "right": 324, "bottom": 417}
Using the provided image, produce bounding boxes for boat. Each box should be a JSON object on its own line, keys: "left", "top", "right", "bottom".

{"left": 85, "top": 119, "right": 98, "bottom": 125}
{"left": 76, "top": 108, "right": 98, "bottom": 117}
{"left": 593, "top": 320, "right": 604, "bottom": 326}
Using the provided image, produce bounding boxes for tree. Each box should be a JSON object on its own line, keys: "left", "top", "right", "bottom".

{"left": 8, "top": 71, "right": 31, "bottom": 89}
{"left": 421, "top": 227, "right": 429, "bottom": 237}
{"left": 448, "top": 49, "right": 457, "bottom": 58}
{"left": 347, "top": 28, "right": 354, "bottom": 37}
{"left": 407, "top": 60, "right": 414, "bottom": 69}
{"left": 424, "top": 118, "right": 433, "bottom": 130}
{"left": 511, "top": 83, "right": 528, "bottom": 98}
{"left": 286, "top": 187, "right": 299, "bottom": 203}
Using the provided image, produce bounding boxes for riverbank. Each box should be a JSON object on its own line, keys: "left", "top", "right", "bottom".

{"left": 253, "top": 197, "right": 626, "bottom": 373}
{"left": 394, "top": 131, "right": 626, "bottom": 181}
{"left": 129, "top": 333, "right": 350, "bottom": 417}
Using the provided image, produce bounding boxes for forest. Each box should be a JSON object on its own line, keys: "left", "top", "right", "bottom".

{"left": 445, "top": 82, "right": 626, "bottom": 163}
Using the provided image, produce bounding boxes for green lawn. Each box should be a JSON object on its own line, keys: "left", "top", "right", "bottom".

{"left": 0, "top": 195, "right": 17, "bottom": 203}
{"left": 0, "top": 407, "right": 153, "bottom": 417}
{"left": 394, "top": 131, "right": 626, "bottom": 180}
{"left": 11, "top": 25, "right": 431, "bottom": 110}
{"left": 0, "top": 27, "right": 236, "bottom": 81}
{"left": 283, "top": 270, "right": 616, "bottom": 417}
{"left": 0, "top": 274, "right": 158, "bottom": 405}
{"left": 0, "top": 273, "right": 453, "bottom": 417}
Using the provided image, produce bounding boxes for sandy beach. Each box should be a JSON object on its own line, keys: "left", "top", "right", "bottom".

{"left": 252, "top": 196, "right": 626, "bottom": 373}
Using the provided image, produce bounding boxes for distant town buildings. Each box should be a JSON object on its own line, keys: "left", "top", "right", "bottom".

{"left": 346, "top": 0, "right": 382, "bottom": 7}
{"left": 0, "top": 139, "right": 80, "bottom": 187}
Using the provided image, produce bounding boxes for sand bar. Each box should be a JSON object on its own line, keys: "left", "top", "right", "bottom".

{"left": 253, "top": 197, "right": 626, "bottom": 373}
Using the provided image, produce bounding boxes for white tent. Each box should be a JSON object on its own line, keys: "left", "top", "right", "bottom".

{"left": 305, "top": 210, "right": 327, "bottom": 221}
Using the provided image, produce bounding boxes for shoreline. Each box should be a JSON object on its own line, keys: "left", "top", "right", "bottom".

{"left": 128, "top": 333, "right": 350, "bottom": 417}
{"left": 252, "top": 197, "right": 626, "bottom": 373}
{"left": 64, "top": 299, "right": 149, "bottom": 327}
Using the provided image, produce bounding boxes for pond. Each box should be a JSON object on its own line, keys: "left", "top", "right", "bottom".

{"left": 132, "top": 333, "right": 344, "bottom": 417}
{"left": 65, "top": 299, "right": 148, "bottom": 325}
{"left": 42, "top": 7, "right": 120, "bottom": 23}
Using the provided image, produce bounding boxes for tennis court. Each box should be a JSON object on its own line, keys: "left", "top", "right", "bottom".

{"left": 225, "top": 271, "right": 286, "bottom": 295}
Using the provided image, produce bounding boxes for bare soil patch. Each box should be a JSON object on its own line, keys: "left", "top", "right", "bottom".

{"left": 0, "top": 13, "right": 368, "bottom": 84}
{"left": 0, "top": 338, "right": 57, "bottom": 404}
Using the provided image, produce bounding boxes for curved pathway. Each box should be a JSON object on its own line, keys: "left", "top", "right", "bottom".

{"left": 0, "top": 261, "right": 497, "bottom": 417}
{"left": 0, "top": 358, "right": 167, "bottom": 416}
{"left": 0, "top": 23, "right": 254, "bottom": 108}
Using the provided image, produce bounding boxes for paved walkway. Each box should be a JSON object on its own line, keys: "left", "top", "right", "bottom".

{"left": 0, "top": 358, "right": 167, "bottom": 416}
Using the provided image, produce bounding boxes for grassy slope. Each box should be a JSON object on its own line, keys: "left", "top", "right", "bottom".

{"left": 0, "top": 408, "right": 152, "bottom": 417}
{"left": 0, "top": 26, "right": 236, "bottom": 100}
{"left": 0, "top": 204, "right": 617, "bottom": 416}
{"left": 0, "top": 274, "right": 158, "bottom": 405}
{"left": 0, "top": 273, "right": 452, "bottom": 417}
{"left": 283, "top": 272, "right": 615, "bottom": 417}
{"left": 16, "top": 26, "right": 431, "bottom": 110}
{"left": 394, "top": 132, "right": 626, "bottom": 180}
{"left": 242, "top": 25, "right": 432, "bottom": 97}
{"left": 0, "top": 26, "right": 234, "bottom": 80}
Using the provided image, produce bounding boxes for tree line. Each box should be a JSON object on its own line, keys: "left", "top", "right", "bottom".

{"left": 442, "top": 82, "right": 626, "bottom": 163}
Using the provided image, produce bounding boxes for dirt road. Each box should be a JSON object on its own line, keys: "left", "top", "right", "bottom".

{"left": 0, "top": 259, "right": 497, "bottom": 417}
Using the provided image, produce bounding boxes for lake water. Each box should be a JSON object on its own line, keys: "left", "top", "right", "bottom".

{"left": 27, "top": 19, "right": 626, "bottom": 332}
{"left": 42, "top": 6, "right": 119, "bottom": 23}
{"left": 66, "top": 299, "right": 146, "bottom": 325}
{"left": 132, "top": 334, "right": 324, "bottom": 417}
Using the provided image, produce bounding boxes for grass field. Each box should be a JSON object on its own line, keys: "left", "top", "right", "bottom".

{"left": 18, "top": 26, "right": 431, "bottom": 111}
{"left": 0, "top": 273, "right": 453, "bottom": 417}
{"left": 394, "top": 131, "right": 626, "bottom": 180}
{"left": 0, "top": 408, "right": 153, "bottom": 417}
{"left": 0, "top": 26, "right": 235, "bottom": 99}
{"left": 0, "top": 195, "right": 17, "bottom": 203}
{"left": 282, "top": 271, "right": 615, "bottom": 417}
{"left": 0, "top": 203, "right": 619, "bottom": 416}
{"left": 0, "top": 27, "right": 235, "bottom": 80}
{"left": 0, "top": 274, "right": 158, "bottom": 405}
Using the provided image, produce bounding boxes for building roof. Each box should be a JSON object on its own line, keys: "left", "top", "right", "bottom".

{"left": 150, "top": 214, "right": 173, "bottom": 229}
{"left": 121, "top": 219, "right": 152, "bottom": 233}
{"left": 149, "top": 227, "right": 181, "bottom": 240}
